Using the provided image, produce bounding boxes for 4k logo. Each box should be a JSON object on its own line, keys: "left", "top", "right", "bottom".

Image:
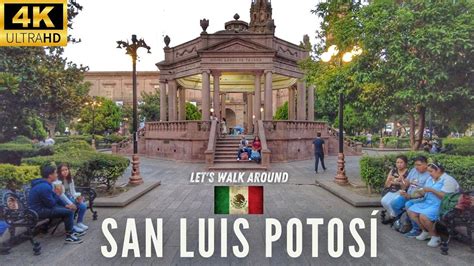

{"left": 0, "top": 0, "right": 67, "bottom": 46}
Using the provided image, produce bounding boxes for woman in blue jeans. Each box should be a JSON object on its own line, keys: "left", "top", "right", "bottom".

{"left": 58, "top": 164, "right": 89, "bottom": 231}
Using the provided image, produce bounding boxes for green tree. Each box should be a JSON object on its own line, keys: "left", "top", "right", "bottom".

{"left": 140, "top": 89, "right": 160, "bottom": 122}
{"left": 274, "top": 101, "right": 289, "bottom": 120}
{"left": 76, "top": 97, "right": 123, "bottom": 135}
{"left": 0, "top": 1, "right": 88, "bottom": 141}
{"left": 186, "top": 103, "right": 202, "bottom": 121}
{"left": 305, "top": 0, "right": 474, "bottom": 149}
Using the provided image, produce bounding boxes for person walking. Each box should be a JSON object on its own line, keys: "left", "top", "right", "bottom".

{"left": 313, "top": 132, "right": 327, "bottom": 173}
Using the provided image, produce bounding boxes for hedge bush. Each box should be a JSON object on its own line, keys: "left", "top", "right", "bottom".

{"left": 360, "top": 152, "right": 474, "bottom": 192}
{"left": 54, "top": 140, "right": 95, "bottom": 153}
{"left": 22, "top": 150, "right": 129, "bottom": 191}
{"left": 0, "top": 164, "right": 40, "bottom": 190}
{"left": 443, "top": 137, "right": 474, "bottom": 156}
{"left": 54, "top": 135, "right": 105, "bottom": 144}
{"left": 0, "top": 142, "right": 53, "bottom": 165}
{"left": 104, "top": 134, "right": 127, "bottom": 144}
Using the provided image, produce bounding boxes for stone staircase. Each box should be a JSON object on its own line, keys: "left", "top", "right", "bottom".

{"left": 209, "top": 136, "right": 268, "bottom": 171}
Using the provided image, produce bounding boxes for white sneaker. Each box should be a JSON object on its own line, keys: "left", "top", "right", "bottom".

{"left": 416, "top": 231, "right": 431, "bottom": 241}
{"left": 73, "top": 225, "right": 85, "bottom": 233}
{"left": 77, "top": 223, "right": 89, "bottom": 230}
{"left": 237, "top": 158, "right": 240, "bottom": 161}
{"left": 427, "top": 236, "right": 441, "bottom": 247}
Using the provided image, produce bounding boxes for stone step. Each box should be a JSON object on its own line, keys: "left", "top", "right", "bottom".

{"left": 209, "top": 163, "right": 268, "bottom": 171}
{"left": 214, "top": 158, "right": 257, "bottom": 164}
{"left": 215, "top": 151, "right": 238, "bottom": 155}
{"left": 216, "top": 144, "right": 239, "bottom": 148}
{"left": 215, "top": 154, "right": 239, "bottom": 159}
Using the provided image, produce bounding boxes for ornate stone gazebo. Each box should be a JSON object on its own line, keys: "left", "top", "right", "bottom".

{"left": 114, "top": 0, "right": 359, "bottom": 168}
{"left": 156, "top": 0, "right": 314, "bottom": 126}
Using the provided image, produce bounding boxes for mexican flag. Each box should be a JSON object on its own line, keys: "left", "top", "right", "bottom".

{"left": 214, "top": 186, "right": 264, "bottom": 214}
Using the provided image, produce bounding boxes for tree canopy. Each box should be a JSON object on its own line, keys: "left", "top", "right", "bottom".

{"left": 303, "top": 0, "right": 474, "bottom": 149}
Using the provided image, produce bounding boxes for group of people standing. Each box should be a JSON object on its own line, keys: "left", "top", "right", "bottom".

{"left": 381, "top": 155, "right": 460, "bottom": 248}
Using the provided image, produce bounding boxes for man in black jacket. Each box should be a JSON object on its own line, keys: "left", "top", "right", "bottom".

{"left": 312, "top": 132, "right": 327, "bottom": 173}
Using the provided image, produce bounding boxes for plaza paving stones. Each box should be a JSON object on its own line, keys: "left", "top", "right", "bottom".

{"left": 2, "top": 156, "right": 473, "bottom": 265}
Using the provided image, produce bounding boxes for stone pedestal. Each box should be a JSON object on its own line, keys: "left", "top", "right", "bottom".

{"left": 129, "top": 154, "right": 143, "bottom": 185}
{"left": 335, "top": 153, "right": 349, "bottom": 185}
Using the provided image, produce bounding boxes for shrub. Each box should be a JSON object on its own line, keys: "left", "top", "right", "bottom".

{"left": 443, "top": 137, "right": 474, "bottom": 156}
{"left": 0, "top": 142, "right": 53, "bottom": 165}
{"left": 54, "top": 140, "right": 94, "bottom": 153}
{"left": 104, "top": 134, "right": 127, "bottom": 144}
{"left": 53, "top": 135, "right": 104, "bottom": 145}
{"left": 11, "top": 135, "right": 32, "bottom": 144}
{"left": 0, "top": 164, "right": 40, "bottom": 190}
{"left": 360, "top": 152, "right": 474, "bottom": 192}
{"left": 22, "top": 151, "right": 129, "bottom": 191}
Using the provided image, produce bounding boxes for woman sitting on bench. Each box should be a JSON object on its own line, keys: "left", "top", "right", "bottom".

{"left": 57, "top": 164, "right": 89, "bottom": 232}
{"left": 406, "top": 162, "right": 460, "bottom": 248}
{"left": 380, "top": 155, "right": 409, "bottom": 223}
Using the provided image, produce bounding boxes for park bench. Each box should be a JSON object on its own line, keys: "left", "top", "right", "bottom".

{"left": 435, "top": 190, "right": 473, "bottom": 255}
{"left": 0, "top": 184, "right": 98, "bottom": 255}
{"left": 380, "top": 190, "right": 473, "bottom": 255}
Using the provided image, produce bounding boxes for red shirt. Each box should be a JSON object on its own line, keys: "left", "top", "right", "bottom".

{"left": 252, "top": 140, "right": 262, "bottom": 151}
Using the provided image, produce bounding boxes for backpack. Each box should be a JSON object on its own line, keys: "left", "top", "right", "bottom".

{"left": 439, "top": 193, "right": 461, "bottom": 218}
{"left": 392, "top": 212, "right": 412, "bottom": 234}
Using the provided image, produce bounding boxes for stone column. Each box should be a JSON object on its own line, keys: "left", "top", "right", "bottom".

{"left": 159, "top": 80, "right": 167, "bottom": 121}
{"left": 307, "top": 85, "right": 315, "bottom": 121}
{"left": 220, "top": 93, "right": 226, "bottom": 119}
{"left": 254, "top": 71, "right": 262, "bottom": 121}
{"left": 264, "top": 70, "right": 273, "bottom": 121}
{"left": 247, "top": 93, "right": 254, "bottom": 133}
{"left": 288, "top": 86, "right": 296, "bottom": 120}
{"left": 297, "top": 81, "right": 306, "bottom": 121}
{"left": 212, "top": 71, "right": 221, "bottom": 120}
{"left": 168, "top": 80, "right": 177, "bottom": 121}
{"left": 202, "top": 70, "right": 211, "bottom": 121}
{"left": 178, "top": 87, "right": 186, "bottom": 121}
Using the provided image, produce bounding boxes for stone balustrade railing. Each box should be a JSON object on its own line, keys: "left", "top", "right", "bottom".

{"left": 262, "top": 120, "right": 329, "bottom": 140}
{"left": 257, "top": 120, "right": 271, "bottom": 167}
{"left": 205, "top": 120, "right": 218, "bottom": 166}
{"left": 145, "top": 121, "right": 211, "bottom": 140}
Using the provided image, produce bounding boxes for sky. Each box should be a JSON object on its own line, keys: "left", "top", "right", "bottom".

{"left": 64, "top": 0, "right": 322, "bottom": 71}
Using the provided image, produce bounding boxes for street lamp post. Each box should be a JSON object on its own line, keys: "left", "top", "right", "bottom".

{"left": 321, "top": 45, "right": 362, "bottom": 186}
{"left": 117, "top": 34, "right": 151, "bottom": 186}
{"left": 85, "top": 97, "right": 101, "bottom": 150}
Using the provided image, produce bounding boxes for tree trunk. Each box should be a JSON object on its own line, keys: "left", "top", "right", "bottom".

{"left": 414, "top": 106, "right": 426, "bottom": 150}
{"left": 409, "top": 113, "right": 416, "bottom": 150}
{"left": 45, "top": 120, "right": 57, "bottom": 138}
